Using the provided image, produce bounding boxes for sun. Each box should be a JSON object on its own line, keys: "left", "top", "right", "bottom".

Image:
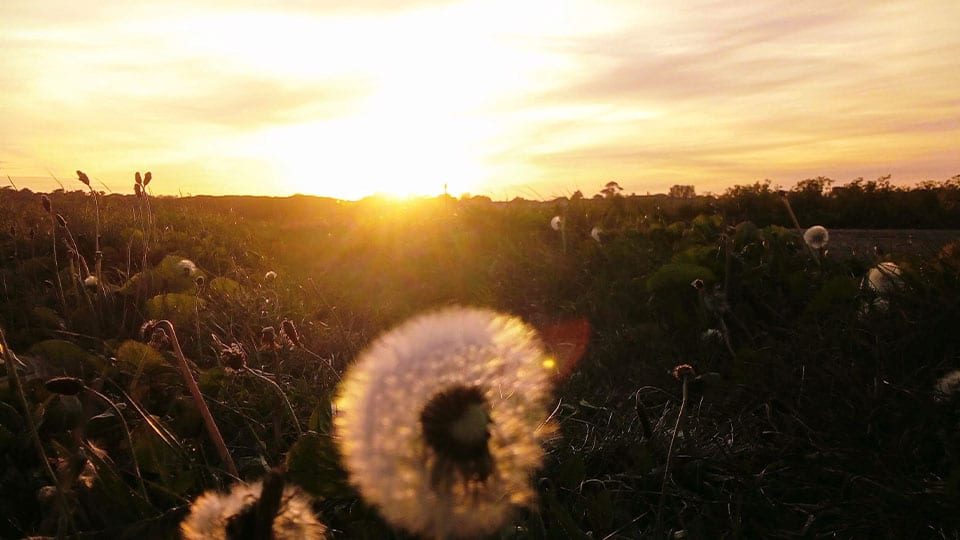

{"left": 212, "top": 6, "right": 553, "bottom": 200}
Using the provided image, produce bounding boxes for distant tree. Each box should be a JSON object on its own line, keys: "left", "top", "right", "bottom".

{"left": 600, "top": 181, "right": 623, "bottom": 198}
{"left": 668, "top": 185, "right": 696, "bottom": 199}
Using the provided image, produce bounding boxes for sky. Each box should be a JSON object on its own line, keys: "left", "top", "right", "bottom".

{"left": 2, "top": 0, "right": 958, "bottom": 200}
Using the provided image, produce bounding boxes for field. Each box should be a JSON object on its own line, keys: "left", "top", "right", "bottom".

{"left": 1, "top": 184, "right": 959, "bottom": 539}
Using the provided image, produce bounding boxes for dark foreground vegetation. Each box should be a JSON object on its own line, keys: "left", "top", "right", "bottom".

{"left": 1, "top": 174, "right": 959, "bottom": 538}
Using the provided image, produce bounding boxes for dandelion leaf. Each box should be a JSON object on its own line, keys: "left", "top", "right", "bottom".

{"left": 145, "top": 293, "right": 204, "bottom": 327}
{"left": 285, "top": 431, "right": 348, "bottom": 498}
{"left": 307, "top": 395, "right": 333, "bottom": 435}
{"left": 805, "top": 275, "right": 858, "bottom": 317}
{"left": 116, "top": 339, "right": 166, "bottom": 368}
{"left": 646, "top": 263, "right": 715, "bottom": 292}
{"left": 30, "top": 306, "right": 64, "bottom": 329}
{"left": 28, "top": 339, "right": 103, "bottom": 376}
{"left": 198, "top": 366, "right": 226, "bottom": 395}
{"left": 208, "top": 276, "right": 242, "bottom": 297}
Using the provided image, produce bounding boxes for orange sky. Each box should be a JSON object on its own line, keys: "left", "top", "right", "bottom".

{"left": 2, "top": 0, "right": 958, "bottom": 200}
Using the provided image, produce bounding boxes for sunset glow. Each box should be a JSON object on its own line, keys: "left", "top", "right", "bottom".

{"left": 2, "top": 0, "right": 958, "bottom": 199}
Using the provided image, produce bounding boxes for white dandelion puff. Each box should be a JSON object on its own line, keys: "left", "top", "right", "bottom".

{"left": 859, "top": 262, "right": 904, "bottom": 315}
{"left": 180, "top": 479, "right": 326, "bottom": 540}
{"left": 265, "top": 270, "right": 278, "bottom": 281}
{"left": 803, "top": 225, "right": 829, "bottom": 250}
{"left": 334, "top": 306, "right": 557, "bottom": 539}
{"left": 83, "top": 275, "right": 98, "bottom": 288}
{"left": 550, "top": 215, "right": 563, "bottom": 231}
{"left": 590, "top": 226, "right": 602, "bottom": 243}
{"left": 178, "top": 259, "right": 198, "bottom": 277}
{"left": 864, "top": 262, "right": 903, "bottom": 294}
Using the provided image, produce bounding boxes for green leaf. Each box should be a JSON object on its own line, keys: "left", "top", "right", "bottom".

{"left": 116, "top": 340, "right": 167, "bottom": 369}
{"left": 208, "top": 276, "right": 242, "bottom": 297}
{"left": 307, "top": 394, "right": 334, "bottom": 434}
{"left": 285, "top": 431, "right": 348, "bottom": 498}
{"left": 646, "top": 263, "right": 716, "bottom": 292}
{"left": 30, "top": 306, "right": 64, "bottom": 329}
{"left": 145, "top": 293, "right": 205, "bottom": 327}
{"left": 28, "top": 339, "right": 104, "bottom": 376}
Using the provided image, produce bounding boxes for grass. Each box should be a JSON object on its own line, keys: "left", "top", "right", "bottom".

{"left": 0, "top": 184, "right": 958, "bottom": 538}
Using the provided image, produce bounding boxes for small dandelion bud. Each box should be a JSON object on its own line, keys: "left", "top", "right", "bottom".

{"left": 803, "top": 225, "right": 829, "bottom": 250}
{"left": 37, "top": 486, "right": 58, "bottom": 506}
{"left": 281, "top": 319, "right": 301, "bottom": 348}
{"left": 55, "top": 214, "right": 67, "bottom": 228}
{"left": 148, "top": 327, "right": 170, "bottom": 350}
{"left": 550, "top": 215, "right": 563, "bottom": 231}
{"left": 672, "top": 364, "right": 696, "bottom": 381}
{"left": 690, "top": 278, "right": 704, "bottom": 290}
{"left": 143, "top": 171, "right": 152, "bottom": 186}
{"left": 140, "top": 319, "right": 158, "bottom": 339}
{"left": 41, "top": 194, "right": 52, "bottom": 214}
{"left": 335, "top": 307, "right": 557, "bottom": 539}
{"left": 134, "top": 183, "right": 143, "bottom": 197}
{"left": 76, "top": 170, "right": 90, "bottom": 186}
{"left": 44, "top": 376, "right": 85, "bottom": 396}
{"left": 260, "top": 327, "right": 279, "bottom": 351}
{"left": 934, "top": 370, "right": 960, "bottom": 404}
{"left": 135, "top": 171, "right": 142, "bottom": 185}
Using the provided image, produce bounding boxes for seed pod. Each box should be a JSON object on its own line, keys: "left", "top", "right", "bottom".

{"left": 143, "top": 171, "right": 152, "bottom": 186}
{"left": 45, "top": 376, "right": 85, "bottom": 396}
{"left": 281, "top": 319, "right": 301, "bottom": 347}
{"left": 41, "top": 195, "right": 52, "bottom": 214}
{"left": 135, "top": 171, "right": 142, "bottom": 185}
{"left": 55, "top": 214, "right": 67, "bottom": 228}
{"left": 672, "top": 363, "right": 696, "bottom": 381}
{"left": 76, "top": 170, "right": 90, "bottom": 186}
{"left": 134, "top": 183, "right": 143, "bottom": 197}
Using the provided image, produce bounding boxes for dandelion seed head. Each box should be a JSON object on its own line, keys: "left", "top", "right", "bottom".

{"left": 550, "top": 215, "right": 563, "bottom": 231}
{"left": 335, "top": 306, "right": 556, "bottom": 539}
{"left": 265, "top": 270, "right": 278, "bottom": 280}
{"left": 591, "top": 226, "right": 602, "bottom": 243}
{"left": 181, "top": 480, "right": 325, "bottom": 540}
{"left": 803, "top": 225, "right": 829, "bottom": 250}
{"left": 178, "top": 259, "right": 198, "bottom": 277}
{"left": 865, "top": 262, "right": 903, "bottom": 294}
{"left": 83, "top": 275, "right": 98, "bottom": 288}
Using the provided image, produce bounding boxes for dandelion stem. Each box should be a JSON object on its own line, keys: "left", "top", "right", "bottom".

{"left": 156, "top": 320, "right": 238, "bottom": 477}
{"left": 84, "top": 386, "right": 151, "bottom": 504}
{"left": 248, "top": 368, "right": 303, "bottom": 438}
{"left": 656, "top": 372, "right": 690, "bottom": 536}
{"left": 0, "top": 326, "right": 78, "bottom": 536}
